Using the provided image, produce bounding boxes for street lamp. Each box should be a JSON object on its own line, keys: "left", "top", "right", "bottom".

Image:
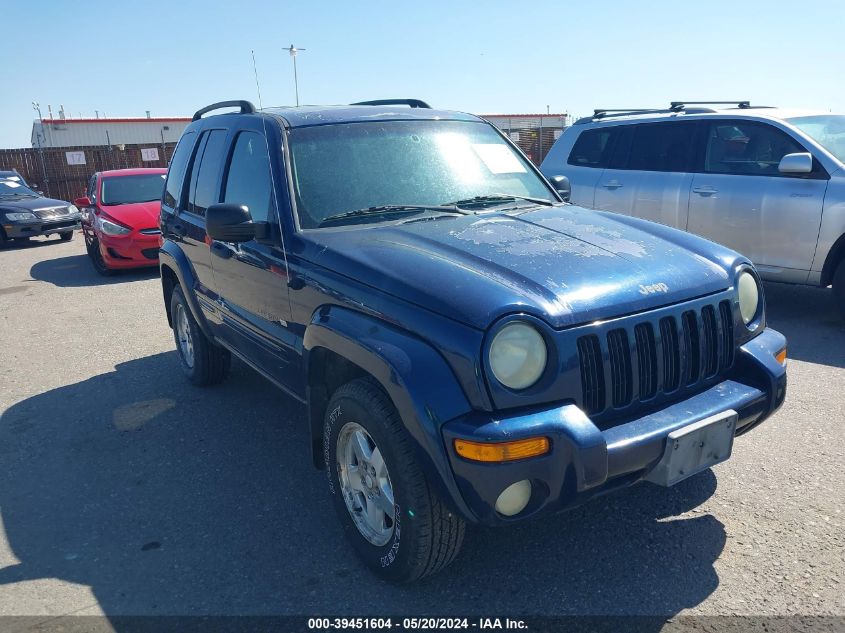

{"left": 286, "top": 44, "right": 306, "bottom": 106}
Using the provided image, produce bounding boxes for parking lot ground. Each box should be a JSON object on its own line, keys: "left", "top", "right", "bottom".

{"left": 0, "top": 235, "right": 843, "bottom": 621}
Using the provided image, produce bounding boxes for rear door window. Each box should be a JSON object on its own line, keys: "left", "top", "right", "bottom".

{"left": 704, "top": 120, "right": 805, "bottom": 176}
{"left": 567, "top": 128, "right": 614, "bottom": 167}
{"left": 188, "top": 129, "right": 228, "bottom": 216}
{"left": 163, "top": 131, "right": 196, "bottom": 210}
{"left": 627, "top": 122, "right": 697, "bottom": 172}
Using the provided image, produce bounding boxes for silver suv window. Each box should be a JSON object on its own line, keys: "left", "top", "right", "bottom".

{"left": 787, "top": 115, "right": 845, "bottom": 164}
{"left": 703, "top": 121, "right": 804, "bottom": 177}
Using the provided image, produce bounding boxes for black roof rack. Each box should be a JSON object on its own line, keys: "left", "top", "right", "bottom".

{"left": 576, "top": 100, "right": 769, "bottom": 125}
{"left": 351, "top": 99, "right": 431, "bottom": 109}
{"left": 670, "top": 100, "right": 751, "bottom": 109}
{"left": 192, "top": 100, "right": 256, "bottom": 121}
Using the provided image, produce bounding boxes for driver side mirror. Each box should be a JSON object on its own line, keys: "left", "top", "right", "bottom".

{"left": 550, "top": 175, "right": 571, "bottom": 202}
{"left": 74, "top": 196, "right": 92, "bottom": 207}
{"left": 778, "top": 152, "right": 813, "bottom": 175}
{"left": 206, "top": 203, "right": 255, "bottom": 242}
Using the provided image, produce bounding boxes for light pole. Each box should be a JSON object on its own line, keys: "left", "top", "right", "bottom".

{"left": 31, "top": 101, "right": 50, "bottom": 196}
{"left": 286, "top": 44, "right": 306, "bottom": 106}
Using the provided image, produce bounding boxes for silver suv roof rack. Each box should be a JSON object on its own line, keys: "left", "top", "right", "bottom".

{"left": 575, "top": 100, "right": 771, "bottom": 125}
{"left": 351, "top": 99, "right": 431, "bottom": 109}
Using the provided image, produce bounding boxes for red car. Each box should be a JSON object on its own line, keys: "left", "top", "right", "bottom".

{"left": 75, "top": 168, "right": 167, "bottom": 275}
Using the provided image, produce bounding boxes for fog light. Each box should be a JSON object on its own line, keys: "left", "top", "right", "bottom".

{"left": 495, "top": 480, "right": 532, "bottom": 517}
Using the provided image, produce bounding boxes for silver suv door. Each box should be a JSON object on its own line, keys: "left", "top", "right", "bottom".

{"left": 594, "top": 122, "right": 697, "bottom": 229}
{"left": 687, "top": 119, "right": 828, "bottom": 283}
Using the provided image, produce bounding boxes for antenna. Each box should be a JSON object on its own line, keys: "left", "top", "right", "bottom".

{"left": 251, "top": 50, "right": 292, "bottom": 301}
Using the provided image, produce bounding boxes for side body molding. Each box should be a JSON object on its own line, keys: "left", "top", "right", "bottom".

{"left": 304, "top": 305, "right": 477, "bottom": 520}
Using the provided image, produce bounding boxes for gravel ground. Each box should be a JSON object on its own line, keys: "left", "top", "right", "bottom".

{"left": 0, "top": 235, "right": 843, "bottom": 621}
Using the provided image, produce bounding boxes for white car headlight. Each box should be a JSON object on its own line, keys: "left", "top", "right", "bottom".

{"left": 738, "top": 271, "right": 760, "bottom": 325}
{"left": 67, "top": 204, "right": 80, "bottom": 215}
{"left": 95, "top": 215, "right": 131, "bottom": 236}
{"left": 489, "top": 322, "right": 547, "bottom": 390}
{"left": 5, "top": 211, "right": 36, "bottom": 221}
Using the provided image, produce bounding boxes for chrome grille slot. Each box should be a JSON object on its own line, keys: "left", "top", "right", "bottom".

{"left": 635, "top": 323, "right": 657, "bottom": 400}
{"left": 577, "top": 335, "right": 605, "bottom": 415}
{"left": 607, "top": 329, "right": 632, "bottom": 408}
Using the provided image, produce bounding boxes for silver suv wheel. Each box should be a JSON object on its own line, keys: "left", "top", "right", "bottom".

{"left": 336, "top": 421, "right": 395, "bottom": 546}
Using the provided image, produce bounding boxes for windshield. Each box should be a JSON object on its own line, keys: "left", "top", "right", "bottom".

{"left": 0, "top": 178, "right": 38, "bottom": 198}
{"left": 0, "top": 179, "right": 39, "bottom": 197}
{"left": 787, "top": 115, "right": 845, "bottom": 163}
{"left": 101, "top": 173, "right": 166, "bottom": 206}
{"left": 288, "top": 120, "right": 555, "bottom": 228}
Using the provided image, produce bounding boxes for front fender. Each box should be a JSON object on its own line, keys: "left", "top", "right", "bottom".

{"left": 304, "top": 306, "right": 477, "bottom": 520}
{"left": 159, "top": 240, "right": 214, "bottom": 340}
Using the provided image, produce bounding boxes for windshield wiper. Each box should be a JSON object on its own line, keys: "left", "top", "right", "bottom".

{"left": 317, "top": 204, "right": 467, "bottom": 227}
{"left": 445, "top": 194, "right": 556, "bottom": 209}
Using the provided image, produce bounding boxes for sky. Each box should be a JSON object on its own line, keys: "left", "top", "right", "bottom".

{"left": 2, "top": 0, "right": 844, "bottom": 148}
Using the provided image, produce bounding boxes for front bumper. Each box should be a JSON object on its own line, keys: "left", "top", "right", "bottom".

{"left": 442, "top": 328, "right": 787, "bottom": 525}
{"left": 3, "top": 215, "right": 81, "bottom": 238}
{"left": 89, "top": 228, "right": 160, "bottom": 269}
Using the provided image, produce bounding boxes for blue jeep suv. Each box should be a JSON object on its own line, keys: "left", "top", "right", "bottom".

{"left": 159, "top": 99, "right": 788, "bottom": 582}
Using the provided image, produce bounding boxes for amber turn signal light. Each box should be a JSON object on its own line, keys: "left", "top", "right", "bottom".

{"left": 454, "top": 437, "right": 551, "bottom": 463}
{"left": 775, "top": 347, "right": 787, "bottom": 366}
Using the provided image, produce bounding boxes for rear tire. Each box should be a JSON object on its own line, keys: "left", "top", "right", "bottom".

{"left": 0, "top": 229, "right": 7, "bottom": 249}
{"left": 324, "top": 377, "right": 465, "bottom": 583}
{"left": 170, "top": 285, "right": 230, "bottom": 386}
{"left": 59, "top": 231, "right": 74, "bottom": 242}
{"left": 833, "top": 260, "right": 845, "bottom": 320}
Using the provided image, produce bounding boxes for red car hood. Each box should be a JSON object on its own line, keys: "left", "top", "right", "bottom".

{"left": 100, "top": 200, "right": 161, "bottom": 229}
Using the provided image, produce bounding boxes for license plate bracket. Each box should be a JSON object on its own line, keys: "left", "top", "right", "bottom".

{"left": 644, "top": 409, "right": 737, "bottom": 487}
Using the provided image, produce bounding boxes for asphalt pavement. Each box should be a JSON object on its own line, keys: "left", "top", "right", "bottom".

{"left": 0, "top": 235, "right": 843, "bottom": 623}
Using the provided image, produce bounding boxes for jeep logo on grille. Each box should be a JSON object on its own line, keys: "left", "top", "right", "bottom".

{"left": 639, "top": 283, "right": 669, "bottom": 295}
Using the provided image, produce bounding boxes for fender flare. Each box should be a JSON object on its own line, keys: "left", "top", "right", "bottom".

{"left": 304, "top": 306, "right": 477, "bottom": 520}
{"left": 158, "top": 241, "right": 215, "bottom": 340}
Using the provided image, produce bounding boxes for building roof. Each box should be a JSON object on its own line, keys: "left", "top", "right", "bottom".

{"left": 37, "top": 117, "right": 191, "bottom": 125}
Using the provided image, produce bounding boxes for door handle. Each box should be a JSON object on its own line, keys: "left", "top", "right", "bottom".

{"left": 602, "top": 180, "right": 623, "bottom": 190}
{"left": 210, "top": 241, "right": 234, "bottom": 259}
{"left": 171, "top": 222, "right": 187, "bottom": 237}
{"left": 692, "top": 186, "right": 718, "bottom": 196}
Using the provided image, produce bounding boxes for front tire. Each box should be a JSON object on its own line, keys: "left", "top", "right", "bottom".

{"left": 833, "top": 259, "right": 845, "bottom": 320}
{"left": 169, "top": 286, "right": 231, "bottom": 386}
{"left": 87, "top": 239, "right": 114, "bottom": 276}
{"left": 324, "top": 378, "right": 465, "bottom": 583}
{"left": 59, "top": 231, "right": 74, "bottom": 242}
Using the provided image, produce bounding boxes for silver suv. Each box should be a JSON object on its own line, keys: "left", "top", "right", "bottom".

{"left": 540, "top": 101, "right": 845, "bottom": 318}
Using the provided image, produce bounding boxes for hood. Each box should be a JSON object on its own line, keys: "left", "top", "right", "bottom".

{"left": 0, "top": 195, "right": 73, "bottom": 212}
{"left": 100, "top": 200, "right": 161, "bottom": 229}
{"left": 300, "top": 205, "right": 736, "bottom": 330}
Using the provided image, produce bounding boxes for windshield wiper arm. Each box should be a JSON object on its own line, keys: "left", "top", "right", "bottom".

{"left": 445, "top": 194, "right": 555, "bottom": 209}
{"left": 318, "top": 204, "right": 467, "bottom": 227}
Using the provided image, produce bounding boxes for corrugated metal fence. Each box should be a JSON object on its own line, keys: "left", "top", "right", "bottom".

{"left": 0, "top": 144, "right": 176, "bottom": 203}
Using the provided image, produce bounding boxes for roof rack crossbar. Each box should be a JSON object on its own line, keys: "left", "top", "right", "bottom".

{"left": 351, "top": 99, "right": 431, "bottom": 109}
{"left": 192, "top": 100, "right": 256, "bottom": 121}
{"left": 670, "top": 100, "right": 751, "bottom": 109}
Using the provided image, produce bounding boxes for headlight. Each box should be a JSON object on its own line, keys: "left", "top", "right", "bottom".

{"left": 5, "top": 212, "right": 36, "bottom": 221}
{"left": 95, "top": 215, "right": 131, "bottom": 236}
{"left": 67, "top": 204, "right": 79, "bottom": 215}
{"left": 489, "top": 322, "right": 547, "bottom": 390}
{"left": 737, "top": 271, "right": 760, "bottom": 325}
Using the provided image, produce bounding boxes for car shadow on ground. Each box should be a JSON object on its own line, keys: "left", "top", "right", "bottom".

{"left": 28, "top": 253, "right": 159, "bottom": 288}
{"left": 763, "top": 281, "right": 845, "bottom": 369}
{"left": 0, "top": 351, "right": 724, "bottom": 625}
